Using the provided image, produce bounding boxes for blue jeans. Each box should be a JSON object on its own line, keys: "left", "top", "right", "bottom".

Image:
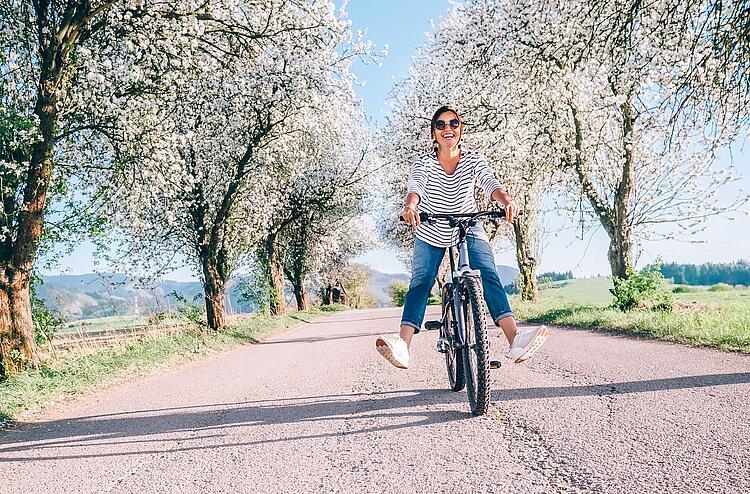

{"left": 400, "top": 234, "right": 514, "bottom": 333}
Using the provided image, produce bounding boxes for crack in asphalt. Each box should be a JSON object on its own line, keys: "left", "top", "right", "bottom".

{"left": 492, "top": 402, "right": 603, "bottom": 493}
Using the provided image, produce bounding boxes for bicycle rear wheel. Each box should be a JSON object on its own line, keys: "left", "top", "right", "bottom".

{"left": 461, "top": 277, "right": 491, "bottom": 416}
{"left": 441, "top": 284, "right": 464, "bottom": 392}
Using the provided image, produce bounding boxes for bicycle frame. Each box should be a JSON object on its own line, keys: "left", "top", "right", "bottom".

{"left": 403, "top": 210, "right": 506, "bottom": 350}
{"left": 445, "top": 218, "right": 482, "bottom": 349}
{"left": 410, "top": 209, "right": 507, "bottom": 415}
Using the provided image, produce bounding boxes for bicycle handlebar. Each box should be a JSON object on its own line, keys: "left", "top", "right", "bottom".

{"left": 399, "top": 210, "right": 508, "bottom": 224}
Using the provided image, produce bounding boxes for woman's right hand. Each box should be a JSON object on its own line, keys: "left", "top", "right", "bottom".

{"left": 401, "top": 206, "right": 421, "bottom": 228}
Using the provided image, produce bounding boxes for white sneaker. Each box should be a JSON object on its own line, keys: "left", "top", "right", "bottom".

{"left": 376, "top": 336, "right": 410, "bottom": 369}
{"left": 508, "top": 325, "right": 549, "bottom": 363}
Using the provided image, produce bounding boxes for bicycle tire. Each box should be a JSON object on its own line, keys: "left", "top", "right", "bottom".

{"left": 461, "top": 276, "right": 491, "bottom": 416}
{"left": 441, "top": 284, "right": 465, "bottom": 392}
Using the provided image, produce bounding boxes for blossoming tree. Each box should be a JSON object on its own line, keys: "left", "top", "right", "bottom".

{"left": 0, "top": 0, "right": 371, "bottom": 376}
{"left": 102, "top": 1, "right": 371, "bottom": 327}
{"left": 458, "top": 0, "right": 749, "bottom": 279}
{"left": 0, "top": 0, "right": 215, "bottom": 377}
{"left": 272, "top": 109, "right": 375, "bottom": 312}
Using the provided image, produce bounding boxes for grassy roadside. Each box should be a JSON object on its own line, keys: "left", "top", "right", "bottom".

{"left": 511, "top": 280, "right": 750, "bottom": 353}
{"left": 0, "top": 306, "right": 344, "bottom": 429}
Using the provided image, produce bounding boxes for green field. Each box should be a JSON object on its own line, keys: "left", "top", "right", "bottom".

{"left": 59, "top": 315, "right": 147, "bottom": 334}
{"left": 59, "top": 314, "right": 184, "bottom": 335}
{"left": 540, "top": 277, "right": 615, "bottom": 305}
{"left": 511, "top": 277, "right": 750, "bottom": 353}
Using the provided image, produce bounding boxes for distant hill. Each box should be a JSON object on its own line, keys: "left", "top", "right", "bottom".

{"left": 366, "top": 271, "right": 409, "bottom": 307}
{"left": 37, "top": 271, "right": 398, "bottom": 320}
{"left": 38, "top": 264, "right": 520, "bottom": 320}
{"left": 496, "top": 265, "right": 520, "bottom": 285}
{"left": 37, "top": 274, "right": 252, "bottom": 320}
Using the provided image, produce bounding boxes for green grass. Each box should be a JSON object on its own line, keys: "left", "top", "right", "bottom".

{"left": 512, "top": 278, "right": 750, "bottom": 353}
{"left": 0, "top": 307, "right": 341, "bottom": 428}
{"left": 541, "top": 277, "right": 614, "bottom": 305}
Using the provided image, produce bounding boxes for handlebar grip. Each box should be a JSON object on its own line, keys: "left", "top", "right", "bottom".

{"left": 399, "top": 212, "right": 429, "bottom": 223}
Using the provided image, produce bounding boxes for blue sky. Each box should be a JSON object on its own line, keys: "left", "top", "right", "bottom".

{"left": 46, "top": 0, "right": 749, "bottom": 280}
{"left": 340, "top": 0, "right": 452, "bottom": 123}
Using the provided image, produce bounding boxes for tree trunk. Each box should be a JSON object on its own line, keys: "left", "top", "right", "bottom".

{"left": 264, "top": 233, "right": 286, "bottom": 316}
{"left": 320, "top": 284, "right": 333, "bottom": 305}
{"left": 567, "top": 96, "right": 635, "bottom": 280}
{"left": 512, "top": 201, "right": 539, "bottom": 301}
{"left": 293, "top": 283, "right": 308, "bottom": 311}
{"left": 284, "top": 242, "right": 308, "bottom": 311}
{"left": 0, "top": 46, "right": 62, "bottom": 379}
{"left": 608, "top": 99, "right": 636, "bottom": 280}
{"left": 269, "top": 258, "right": 286, "bottom": 315}
{"left": 198, "top": 247, "right": 227, "bottom": 330}
{"left": 0, "top": 270, "right": 39, "bottom": 379}
{"left": 203, "top": 273, "right": 227, "bottom": 330}
{"left": 607, "top": 222, "right": 633, "bottom": 279}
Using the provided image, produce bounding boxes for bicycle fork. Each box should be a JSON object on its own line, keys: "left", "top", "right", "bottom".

{"left": 451, "top": 240, "right": 481, "bottom": 349}
{"left": 449, "top": 241, "right": 502, "bottom": 370}
{"left": 432, "top": 241, "right": 481, "bottom": 353}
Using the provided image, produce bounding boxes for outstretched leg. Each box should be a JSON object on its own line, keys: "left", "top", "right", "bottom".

{"left": 376, "top": 238, "right": 445, "bottom": 368}
{"left": 467, "top": 235, "right": 548, "bottom": 363}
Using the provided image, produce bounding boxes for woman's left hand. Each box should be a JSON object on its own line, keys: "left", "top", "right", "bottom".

{"left": 504, "top": 200, "right": 519, "bottom": 223}
{"left": 490, "top": 188, "right": 520, "bottom": 223}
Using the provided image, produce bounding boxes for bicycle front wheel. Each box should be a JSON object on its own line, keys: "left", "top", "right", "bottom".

{"left": 461, "top": 277, "right": 491, "bottom": 416}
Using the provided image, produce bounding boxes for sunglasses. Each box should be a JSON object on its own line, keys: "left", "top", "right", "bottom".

{"left": 434, "top": 118, "right": 461, "bottom": 130}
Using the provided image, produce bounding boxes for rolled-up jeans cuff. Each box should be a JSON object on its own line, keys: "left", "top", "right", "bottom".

{"left": 493, "top": 312, "right": 514, "bottom": 326}
{"left": 400, "top": 320, "right": 421, "bottom": 334}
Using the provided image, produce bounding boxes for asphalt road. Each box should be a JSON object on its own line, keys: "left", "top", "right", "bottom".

{"left": 1, "top": 307, "right": 749, "bottom": 493}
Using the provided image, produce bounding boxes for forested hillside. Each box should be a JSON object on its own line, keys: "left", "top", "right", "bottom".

{"left": 660, "top": 261, "right": 750, "bottom": 286}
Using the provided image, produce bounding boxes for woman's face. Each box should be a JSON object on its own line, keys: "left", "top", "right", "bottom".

{"left": 432, "top": 111, "right": 462, "bottom": 150}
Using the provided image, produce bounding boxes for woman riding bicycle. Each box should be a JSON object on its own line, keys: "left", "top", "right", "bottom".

{"left": 376, "top": 105, "right": 549, "bottom": 369}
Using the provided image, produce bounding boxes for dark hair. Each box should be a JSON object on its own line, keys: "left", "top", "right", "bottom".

{"left": 430, "top": 105, "right": 463, "bottom": 150}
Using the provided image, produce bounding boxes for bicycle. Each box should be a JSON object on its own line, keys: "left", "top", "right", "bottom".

{"left": 403, "top": 210, "right": 506, "bottom": 416}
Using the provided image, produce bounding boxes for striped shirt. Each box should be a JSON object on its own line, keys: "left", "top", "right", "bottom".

{"left": 407, "top": 149, "right": 503, "bottom": 247}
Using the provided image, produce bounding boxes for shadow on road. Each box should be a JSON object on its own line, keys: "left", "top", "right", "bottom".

{"left": 256, "top": 331, "right": 385, "bottom": 345}
{"left": 306, "top": 316, "right": 402, "bottom": 325}
{"left": 0, "top": 388, "right": 469, "bottom": 461}
{"left": 2, "top": 372, "right": 747, "bottom": 462}
{"left": 493, "top": 372, "right": 750, "bottom": 401}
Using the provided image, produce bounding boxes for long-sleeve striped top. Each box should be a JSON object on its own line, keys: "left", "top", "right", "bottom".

{"left": 407, "top": 149, "right": 503, "bottom": 247}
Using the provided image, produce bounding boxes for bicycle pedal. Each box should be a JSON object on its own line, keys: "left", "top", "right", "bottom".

{"left": 424, "top": 320, "right": 442, "bottom": 331}
{"left": 489, "top": 360, "right": 502, "bottom": 369}
{"left": 436, "top": 338, "right": 449, "bottom": 353}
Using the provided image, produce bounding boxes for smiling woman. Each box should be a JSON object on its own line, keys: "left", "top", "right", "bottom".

{"left": 375, "top": 105, "right": 549, "bottom": 370}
